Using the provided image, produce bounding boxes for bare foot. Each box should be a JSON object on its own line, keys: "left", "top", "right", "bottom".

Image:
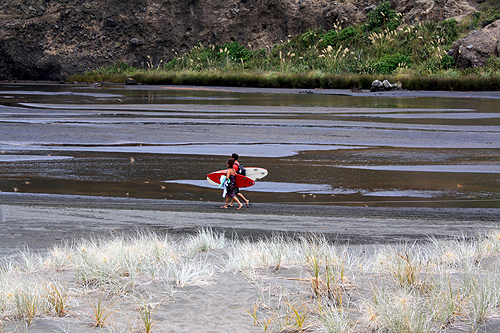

{"left": 220, "top": 205, "right": 228, "bottom": 209}
{"left": 237, "top": 204, "right": 244, "bottom": 210}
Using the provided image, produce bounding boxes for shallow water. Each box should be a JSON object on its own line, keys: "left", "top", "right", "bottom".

{"left": 0, "top": 83, "right": 499, "bottom": 208}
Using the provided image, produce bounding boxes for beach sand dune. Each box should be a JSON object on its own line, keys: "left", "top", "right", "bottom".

{"left": 1, "top": 196, "right": 500, "bottom": 332}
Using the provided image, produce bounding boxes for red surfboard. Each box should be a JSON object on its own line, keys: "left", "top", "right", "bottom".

{"left": 206, "top": 171, "right": 255, "bottom": 188}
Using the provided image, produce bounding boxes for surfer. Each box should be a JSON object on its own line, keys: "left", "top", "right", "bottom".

{"left": 229, "top": 153, "right": 251, "bottom": 208}
{"left": 221, "top": 158, "right": 244, "bottom": 209}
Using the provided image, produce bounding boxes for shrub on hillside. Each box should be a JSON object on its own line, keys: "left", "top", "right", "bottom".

{"left": 480, "top": 6, "right": 500, "bottom": 27}
{"left": 318, "top": 26, "right": 358, "bottom": 49}
{"left": 338, "top": 26, "right": 357, "bottom": 41}
{"left": 365, "top": 1, "right": 401, "bottom": 32}
{"left": 293, "top": 29, "right": 323, "bottom": 51}
{"left": 218, "top": 42, "right": 252, "bottom": 62}
{"left": 438, "top": 19, "right": 459, "bottom": 44}
{"left": 374, "top": 54, "right": 412, "bottom": 74}
{"left": 319, "top": 30, "right": 338, "bottom": 48}
{"left": 440, "top": 54, "right": 455, "bottom": 70}
{"left": 486, "top": 56, "right": 500, "bottom": 71}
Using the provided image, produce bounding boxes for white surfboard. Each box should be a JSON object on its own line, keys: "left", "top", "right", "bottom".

{"left": 206, "top": 167, "right": 268, "bottom": 185}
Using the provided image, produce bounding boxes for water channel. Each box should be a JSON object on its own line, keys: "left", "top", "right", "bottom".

{"left": 1, "top": 83, "right": 499, "bottom": 208}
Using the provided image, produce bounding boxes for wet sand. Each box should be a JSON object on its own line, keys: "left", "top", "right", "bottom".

{"left": 1, "top": 193, "right": 499, "bottom": 256}
{"left": 1, "top": 83, "right": 500, "bottom": 208}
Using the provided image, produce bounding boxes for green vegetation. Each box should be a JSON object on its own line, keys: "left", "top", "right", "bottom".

{"left": 69, "top": 2, "right": 500, "bottom": 90}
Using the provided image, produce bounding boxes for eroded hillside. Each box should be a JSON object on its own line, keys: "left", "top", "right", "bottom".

{"left": 0, "top": 0, "right": 485, "bottom": 80}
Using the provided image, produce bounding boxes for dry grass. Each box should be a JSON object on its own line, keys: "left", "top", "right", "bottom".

{"left": 1, "top": 228, "right": 500, "bottom": 331}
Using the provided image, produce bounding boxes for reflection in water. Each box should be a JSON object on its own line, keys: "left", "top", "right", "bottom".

{"left": 338, "top": 165, "right": 500, "bottom": 173}
{"left": 0, "top": 155, "right": 73, "bottom": 162}
{"left": 0, "top": 83, "right": 499, "bottom": 208}
{"left": 0, "top": 143, "right": 367, "bottom": 158}
{"left": 165, "top": 179, "right": 447, "bottom": 198}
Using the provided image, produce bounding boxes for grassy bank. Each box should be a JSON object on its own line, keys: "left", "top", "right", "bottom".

{"left": 70, "top": 70, "right": 500, "bottom": 91}
{"left": 69, "top": 2, "right": 500, "bottom": 90}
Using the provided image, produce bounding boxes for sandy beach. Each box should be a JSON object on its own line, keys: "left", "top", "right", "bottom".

{"left": 2, "top": 193, "right": 500, "bottom": 255}
{"left": 1, "top": 196, "right": 500, "bottom": 332}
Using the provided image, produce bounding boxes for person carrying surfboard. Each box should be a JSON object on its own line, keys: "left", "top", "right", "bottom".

{"left": 229, "top": 153, "right": 251, "bottom": 208}
{"left": 221, "top": 158, "right": 244, "bottom": 210}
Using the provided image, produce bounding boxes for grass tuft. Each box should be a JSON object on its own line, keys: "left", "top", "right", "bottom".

{"left": 47, "top": 281, "right": 69, "bottom": 317}
{"left": 88, "top": 293, "right": 119, "bottom": 328}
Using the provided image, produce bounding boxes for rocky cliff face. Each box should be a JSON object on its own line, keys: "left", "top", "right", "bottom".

{"left": 0, "top": 0, "right": 486, "bottom": 81}
{"left": 450, "top": 19, "right": 500, "bottom": 68}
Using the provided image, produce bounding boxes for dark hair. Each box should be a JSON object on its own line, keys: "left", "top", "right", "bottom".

{"left": 227, "top": 158, "right": 235, "bottom": 167}
{"left": 231, "top": 153, "right": 239, "bottom": 160}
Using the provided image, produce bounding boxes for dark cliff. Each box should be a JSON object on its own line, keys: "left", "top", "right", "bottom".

{"left": 0, "top": 0, "right": 483, "bottom": 81}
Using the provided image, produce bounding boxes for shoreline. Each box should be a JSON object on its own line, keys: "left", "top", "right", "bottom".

{"left": 1, "top": 193, "right": 499, "bottom": 256}
{"left": 4, "top": 80, "right": 500, "bottom": 99}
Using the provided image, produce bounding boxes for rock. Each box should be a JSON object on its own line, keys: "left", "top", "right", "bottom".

{"left": 397, "top": 0, "right": 477, "bottom": 24}
{"left": 371, "top": 79, "right": 399, "bottom": 92}
{"left": 382, "top": 79, "right": 392, "bottom": 90}
{"left": 370, "top": 79, "right": 383, "bottom": 92}
{"left": 450, "top": 19, "right": 500, "bottom": 68}
{"left": 104, "top": 17, "right": 117, "bottom": 28}
{"left": 129, "top": 38, "right": 144, "bottom": 46}
{"left": 126, "top": 77, "right": 138, "bottom": 85}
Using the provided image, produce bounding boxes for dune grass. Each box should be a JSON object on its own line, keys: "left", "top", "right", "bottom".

{"left": 2, "top": 228, "right": 500, "bottom": 331}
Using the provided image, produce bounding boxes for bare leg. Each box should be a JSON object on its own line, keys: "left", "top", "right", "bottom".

{"left": 237, "top": 193, "right": 250, "bottom": 207}
{"left": 233, "top": 197, "right": 244, "bottom": 209}
{"left": 221, "top": 196, "right": 231, "bottom": 209}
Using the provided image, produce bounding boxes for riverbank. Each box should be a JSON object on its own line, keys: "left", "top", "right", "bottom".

{"left": 69, "top": 70, "right": 500, "bottom": 91}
